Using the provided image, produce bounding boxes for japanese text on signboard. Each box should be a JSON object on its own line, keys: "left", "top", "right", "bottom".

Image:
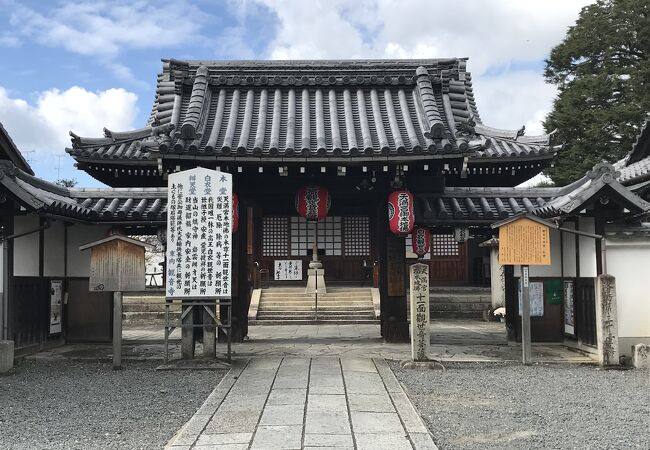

{"left": 166, "top": 168, "right": 232, "bottom": 298}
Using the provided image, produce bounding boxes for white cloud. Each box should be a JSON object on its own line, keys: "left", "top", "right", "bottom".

{"left": 0, "top": 86, "right": 138, "bottom": 153}
{"left": 8, "top": 1, "right": 210, "bottom": 59}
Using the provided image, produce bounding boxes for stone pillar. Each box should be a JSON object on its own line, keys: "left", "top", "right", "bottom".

{"left": 305, "top": 261, "right": 327, "bottom": 294}
{"left": 181, "top": 303, "right": 195, "bottom": 359}
{"left": 595, "top": 274, "right": 619, "bottom": 366}
{"left": 489, "top": 247, "right": 505, "bottom": 309}
{"left": 0, "top": 340, "right": 13, "bottom": 373}
{"left": 409, "top": 264, "right": 430, "bottom": 361}
{"left": 631, "top": 344, "right": 649, "bottom": 370}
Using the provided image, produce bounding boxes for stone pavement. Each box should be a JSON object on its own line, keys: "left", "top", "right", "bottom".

{"left": 167, "top": 357, "right": 437, "bottom": 450}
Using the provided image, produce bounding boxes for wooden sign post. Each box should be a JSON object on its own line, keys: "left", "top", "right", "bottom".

{"left": 80, "top": 235, "right": 152, "bottom": 369}
{"left": 492, "top": 214, "right": 552, "bottom": 365}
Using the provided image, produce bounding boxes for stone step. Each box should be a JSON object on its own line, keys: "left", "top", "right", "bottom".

{"left": 429, "top": 294, "right": 492, "bottom": 304}
{"left": 429, "top": 302, "right": 491, "bottom": 311}
{"left": 260, "top": 299, "right": 372, "bottom": 306}
{"left": 257, "top": 310, "right": 375, "bottom": 316}
{"left": 429, "top": 286, "right": 491, "bottom": 294}
{"left": 123, "top": 303, "right": 182, "bottom": 313}
{"left": 261, "top": 293, "right": 371, "bottom": 299}
{"left": 432, "top": 311, "right": 486, "bottom": 319}
{"left": 249, "top": 319, "right": 379, "bottom": 325}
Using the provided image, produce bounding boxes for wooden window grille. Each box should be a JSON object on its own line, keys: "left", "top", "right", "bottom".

{"left": 430, "top": 234, "right": 459, "bottom": 257}
{"left": 344, "top": 216, "right": 370, "bottom": 256}
{"left": 262, "top": 217, "right": 289, "bottom": 257}
{"left": 290, "top": 216, "right": 342, "bottom": 256}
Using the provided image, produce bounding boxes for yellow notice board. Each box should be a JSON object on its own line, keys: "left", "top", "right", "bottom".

{"left": 498, "top": 217, "right": 551, "bottom": 266}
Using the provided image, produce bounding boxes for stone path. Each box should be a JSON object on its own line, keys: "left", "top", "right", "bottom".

{"left": 167, "top": 357, "right": 437, "bottom": 449}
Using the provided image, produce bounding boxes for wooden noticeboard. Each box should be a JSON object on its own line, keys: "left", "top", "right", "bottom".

{"left": 498, "top": 217, "right": 551, "bottom": 266}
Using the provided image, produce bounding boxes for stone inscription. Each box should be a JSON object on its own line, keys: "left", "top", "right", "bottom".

{"left": 410, "top": 263, "right": 430, "bottom": 361}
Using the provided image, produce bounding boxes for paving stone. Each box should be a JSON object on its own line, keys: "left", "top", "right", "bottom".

{"left": 354, "top": 433, "right": 412, "bottom": 450}
{"left": 350, "top": 411, "right": 405, "bottom": 434}
{"left": 372, "top": 358, "right": 403, "bottom": 393}
{"left": 195, "top": 433, "right": 253, "bottom": 445}
{"left": 267, "top": 388, "right": 307, "bottom": 405}
{"left": 341, "top": 358, "right": 377, "bottom": 373}
{"left": 309, "top": 385, "right": 346, "bottom": 395}
{"left": 309, "top": 374, "right": 344, "bottom": 387}
{"left": 307, "top": 394, "right": 347, "bottom": 412}
{"left": 305, "top": 411, "right": 351, "bottom": 434}
{"left": 389, "top": 391, "right": 429, "bottom": 434}
{"left": 303, "top": 433, "right": 354, "bottom": 447}
{"left": 347, "top": 393, "right": 394, "bottom": 413}
{"left": 343, "top": 372, "right": 385, "bottom": 395}
{"left": 194, "top": 443, "right": 250, "bottom": 449}
{"left": 259, "top": 404, "right": 305, "bottom": 426}
{"left": 250, "top": 425, "right": 302, "bottom": 449}
{"left": 204, "top": 410, "right": 261, "bottom": 434}
{"left": 409, "top": 432, "right": 439, "bottom": 450}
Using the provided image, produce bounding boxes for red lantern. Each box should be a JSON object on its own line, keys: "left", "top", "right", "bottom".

{"left": 295, "top": 185, "right": 330, "bottom": 221}
{"left": 232, "top": 193, "right": 239, "bottom": 233}
{"left": 388, "top": 190, "right": 414, "bottom": 236}
{"left": 411, "top": 227, "right": 430, "bottom": 258}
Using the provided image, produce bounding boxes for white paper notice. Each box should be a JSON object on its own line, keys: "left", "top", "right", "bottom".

{"left": 166, "top": 168, "right": 232, "bottom": 298}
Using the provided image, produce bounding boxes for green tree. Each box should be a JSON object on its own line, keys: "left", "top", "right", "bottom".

{"left": 54, "top": 178, "right": 78, "bottom": 188}
{"left": 544, "top": 0, "right": 650, "bottom": 185}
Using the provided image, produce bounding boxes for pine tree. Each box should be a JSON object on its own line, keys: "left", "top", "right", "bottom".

{"left": 544, "top": 0, "right": 650, "bottom": 185}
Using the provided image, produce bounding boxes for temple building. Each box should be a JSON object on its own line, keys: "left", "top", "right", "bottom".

{"left": 0, "top": 59, "right": 648, "bottom": 357}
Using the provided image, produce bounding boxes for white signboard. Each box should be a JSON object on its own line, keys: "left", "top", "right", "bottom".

{"left": 518, "top": 280, "right": 544, "bottom": 317}
{"left": 166, "top": 168, "right": 232, "bottom": 298}
{"left": 274, "top": 260, "right": 302, "bottom": 281}
{"left": 49, "top": 279, "right": 63, "bottom": 334}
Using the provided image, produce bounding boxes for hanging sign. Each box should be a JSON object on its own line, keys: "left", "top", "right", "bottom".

{"left": 274, "top": 260, "right": 302, "bottom": 281}
{"left": 454, "top": 227, "right": 469, "bottom": 242}
{"left": 49, "top": 279, "right": 63, "bottom": 334}
{"left": 388, "top": 190, "right": 414, "bottom": 236}
{"left": 498, "top": 217, "right": 551, "bottom": 266}
{"left": 564, "top": 280, "right": 575, "bottom": 336}
{"left": 166, "top": 168, "right": 232, "bottom": 298}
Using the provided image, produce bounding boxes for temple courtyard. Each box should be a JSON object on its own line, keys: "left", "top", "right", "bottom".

{"left": 1, "top": 323, "right": 647, "bottom": 450}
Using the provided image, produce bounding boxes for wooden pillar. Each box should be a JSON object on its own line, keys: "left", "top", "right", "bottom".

{"left": 112, "top": 291, "right": 122, "bottom": 369}
{"left": 202, "top": 304, "right": 216, "bottom": 358}
{"left": 504, "top": 265, "right": 517, "bottom": 342}
{"left": 377, "top": 201, "right": 409, "bottom": 342}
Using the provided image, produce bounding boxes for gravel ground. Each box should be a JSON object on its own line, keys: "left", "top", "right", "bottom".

{"left": 0, "top": 359, "right": 226, "bottom": 450}
{"left": 390, "top": 361, "right": 650, "bottom": 450}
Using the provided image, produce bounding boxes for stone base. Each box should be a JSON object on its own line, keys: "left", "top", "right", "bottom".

{"left": 631, "top": 344, "right": 649, "bottom": 370}
{"left": 305, "top": 268, "right": 326, "bottom": 294}
{"left": 0, "top": 340, "right": 14, "bottom": 373}
{"left": 399, "top": 359, "right": 445, "bottom": 371}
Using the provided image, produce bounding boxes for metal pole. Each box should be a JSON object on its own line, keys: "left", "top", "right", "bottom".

{"left": 164, "top": 301, "right": 169, "bottom": 364}
{"left": 113, "top": 291, "right": 123, "bottom": 370}
{"left": 313, "top": 223, "right": 318, "bottom": 321}
{"left": 521, "top": 265, "right": 532, "bottom": 365}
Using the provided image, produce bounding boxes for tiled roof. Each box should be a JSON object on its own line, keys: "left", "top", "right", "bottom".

{"left": 66, "top": 59, "right": 556, "bottom": 167}
{"left": 1, "top": 160, "right": 645, "bottom": 225}
{"left": 0, "top": 122, "right": 34, "bottom": 175}
{"left": 618, "top": 157, "right": 650, "bottom": 186}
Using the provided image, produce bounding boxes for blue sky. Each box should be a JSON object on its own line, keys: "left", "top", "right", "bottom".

{"left": 0, "top": 0, "right": 593, "bottom": 187}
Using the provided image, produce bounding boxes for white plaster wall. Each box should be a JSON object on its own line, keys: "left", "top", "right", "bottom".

{"left": 578, "top": 217, "right": 597, "bottom": 277}
{"left": 560, "top": 222, "right": 577, "bottom": 277}
{"left": 605, "top": 240, "right": 650, "bottom": 343}
{"left": 44, "top": 220, "right": 65, "bottom": 277}
{"left": 66, "top": 224, "right": 111, "bottom": 277}
{"left": 13, "top": 215, "right": 40, "bottom": 276}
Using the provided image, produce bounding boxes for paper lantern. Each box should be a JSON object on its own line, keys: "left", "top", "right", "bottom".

{"left": 295, "top": 185, "right": 330, "bottom": 222}
{"left": 232, "top": 193, "right": 239, "bottom": 233}
{"left": 412, "top": 227, "right": 430, "bottom": 258}
{"left": 388, "top": 190, "right": 414, "bottom": 236}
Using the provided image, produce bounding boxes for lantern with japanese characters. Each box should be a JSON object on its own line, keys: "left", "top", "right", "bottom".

{"left": 295, "top": 185, "right": 330, "bottom": 222}
{"left": 411, "top": 227, "right": 430, "bottom": 258}
{"left": 388, "top": 190, "right": 414, "bottom": 236}
{"left": 232, "top": 193, "right": 239, "bottom": 233}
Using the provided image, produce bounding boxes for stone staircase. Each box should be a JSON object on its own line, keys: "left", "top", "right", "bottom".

{"left": 123, "top": 293, "right": 180, "bottom": 326}
{"left": 429, "top": 286, "right": 492, "bottom": 319}
{"left": 251, "top": 287, "right": 379, "bottom": 325}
